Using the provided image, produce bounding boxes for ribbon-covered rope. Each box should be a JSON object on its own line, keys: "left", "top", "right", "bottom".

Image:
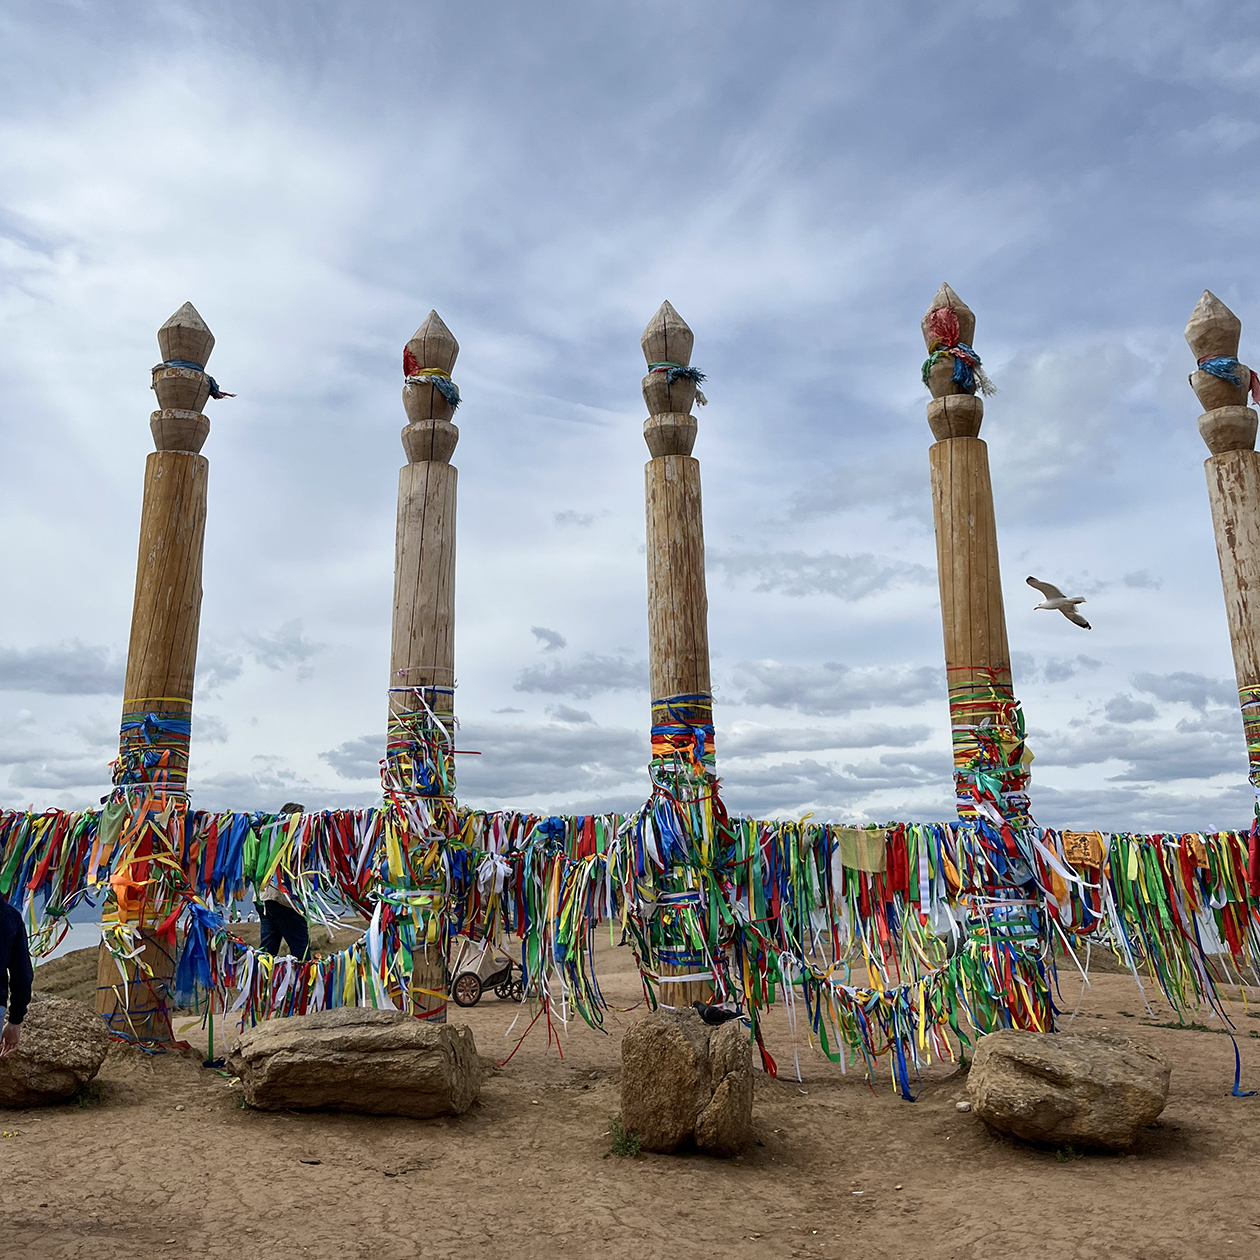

{"left": 161, "top": 359, "right": 235, "bottom": 400}
{"left": 648, "top": 361, "right": 708, "bottom": 406}
{"left": 1197, "top": 356, "right": 1260, "bottom": 404}
{"left": 920, "top": 307, "right": 996, "bottom": 397}
{"left": 403, "top": 348, "right": 461, "bottom": 410}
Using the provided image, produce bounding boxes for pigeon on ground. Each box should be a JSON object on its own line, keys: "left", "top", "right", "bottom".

{"left": 692, "top": 1000, "right": 741, "bottom": 1026}
{"left": 1026, "top": 576, "right": 1091, "bottom": 629}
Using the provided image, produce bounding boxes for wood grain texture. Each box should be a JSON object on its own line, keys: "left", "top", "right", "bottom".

{"left": 122, "top": 451, "right": 209, "bottom": 711}
{"left": 645, "top": 455, "right": 711, "bottom": 703}
{"left": 390, "top": 461, "right": 458, "bottom": 720}
{"left": 95, "top": 932, "right": 176, "bottom": 1044}
{"left": 409, "top": 948, "right": 448, "bottom": 1023}
{"left": 1206, "top": 449, "right": 1260, "bottom": 691}
{"left": 929, "top": 437, "right": 1012, "bottom": 693}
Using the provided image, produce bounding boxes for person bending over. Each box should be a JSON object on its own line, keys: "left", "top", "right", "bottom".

{"left": 0, "top": 885, "right": 33, "bottom": 1057}
{"left": 258, "top": 801, "right": 311, "bottom": 960}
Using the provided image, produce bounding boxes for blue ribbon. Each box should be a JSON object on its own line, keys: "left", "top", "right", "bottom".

{"left": 162, "top": 359, "right": 234, "bottom": 400}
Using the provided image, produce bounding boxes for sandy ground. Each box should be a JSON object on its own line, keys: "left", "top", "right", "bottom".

{"left": 4, "top": 937, "right": 1260, "bottom": 1260}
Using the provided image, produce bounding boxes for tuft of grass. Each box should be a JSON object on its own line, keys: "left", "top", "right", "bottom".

{"left": 1116, "top": 1011, "right": 1135, "bottom": 1018}
{"left": 1142, "top": 1019, "right": 1223, "bottom": 1035}
{"left": 74, "top": 1081, "right": 104, "bottom": 1108}
{"left": 604, "top": 1114, "right": 641, "bottom": 1159}
{"left": 1055, "top": 1144, "right": 1084, "bottom": 1163}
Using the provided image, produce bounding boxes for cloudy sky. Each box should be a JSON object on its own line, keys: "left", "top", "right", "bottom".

{"left": 2, "top": 0, "right": 1259, "bottom": 831}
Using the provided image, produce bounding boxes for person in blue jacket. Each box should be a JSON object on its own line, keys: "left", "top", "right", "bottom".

{"left": 0, "top": 887, "right": 33, "bottom": 1057}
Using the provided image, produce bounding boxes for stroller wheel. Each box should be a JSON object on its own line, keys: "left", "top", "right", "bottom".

{"left": 453, "top": 972, "right": 482, "bottom": 1007}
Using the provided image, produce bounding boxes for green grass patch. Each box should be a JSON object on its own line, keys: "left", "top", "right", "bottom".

{"left": 74, "top": 1080, "right": 104, "bottom": 1108}
{"left": 605, "top": 1115, "right": 641, "bottom": 1159}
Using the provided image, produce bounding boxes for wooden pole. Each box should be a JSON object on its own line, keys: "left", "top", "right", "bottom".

{"left": 388, "top": 310, "right": 461, "bottom": 1021}
{"left": 641, "top": 300, "right": 715, "bottom": 1007}
{"left": 1185, "top": 291, "right": 1260, "bottom": 811}
{"left": 96, "top": 302, "right": 214, "bottom": 1043}
{"left": 923, "top": 285, "right": 1031, "bottom": 827}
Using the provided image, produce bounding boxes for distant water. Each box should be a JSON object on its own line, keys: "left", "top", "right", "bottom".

{"left": 39, "top": 920, "right": 103, "bottom": 963}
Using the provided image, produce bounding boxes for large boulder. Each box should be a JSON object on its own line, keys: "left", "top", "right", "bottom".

{"left": 0, "top": 993, "right": 111, "bottom": 1107}
{"left": 968, "top": 1028, "right": 1170, "bottom": 1151}
{"left": 620, "top": 1009, "right": 752, "bottom": 1155}
{"left": 227, "top": 1008, "right": 481, "bottom": 1118}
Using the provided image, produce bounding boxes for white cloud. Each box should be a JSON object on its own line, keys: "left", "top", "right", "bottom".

{"left": 2, "top": 3, "right": 1259, "bottom": 833}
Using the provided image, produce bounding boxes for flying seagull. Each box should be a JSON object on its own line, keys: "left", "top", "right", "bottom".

{"left": 1027, "top": 576, "right": 1091, "bottom": 629}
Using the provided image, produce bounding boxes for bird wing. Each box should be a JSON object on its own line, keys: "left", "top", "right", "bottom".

{"left": 1027, "top": 576, "right": 1065, "bottom": 599}
{"left": 1060, "top": 607, "right": 1091, "bottom": 629}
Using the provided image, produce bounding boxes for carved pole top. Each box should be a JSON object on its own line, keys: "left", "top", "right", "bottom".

{"left": 921, "top": 283, "right": 975, "bottom": 349}
{"left": 401, "top": 309, "right": 460, "bottom": 463}
{"left": 1186, "top": 291, "right": 1258, "bottom": 455}
{"left": 406, "top": 309, "right": 459, "bottom": 375}
{"left": 1185, "top": 290, "right": 1242, "bottom": 360}
{"left": 641, "top": 300, "right": 694, "bottom": 367}
{"left": 641, "top": 302, "right": 705, "bottom": 457}
{"left": 158, "top": 301, "right": 215, "bottom": 367}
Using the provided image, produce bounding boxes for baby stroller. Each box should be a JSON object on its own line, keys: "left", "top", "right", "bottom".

{"left": 449, "top": 936, "right": 525, "bottom": 1007}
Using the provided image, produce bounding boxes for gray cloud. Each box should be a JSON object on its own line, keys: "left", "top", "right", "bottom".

{"left": 514, "top": 653, "right": 648, "bottom": 700}
{"left": 548, "top": 704, "right": 593, "bottom": 724}
{"left": 0, "top": 643, "right": 122, "bottom": 695}
{"left": 192, "top": 714, "right": 230, "bottom": 744}
{"left": 1012, "top": 652, "right": 1103, "bottom": 686}
{"left": 1122, "top": 569, "right": 1162, "bottom": 590}
{"left": 1034, "top": 723, "right": 1245, "bottom": 783}
{"left": 244, "top": 621, "right": 327, "bottom": 677}
{"left": 9, "top": 758, "right": 110, "bottom": 790}
{"left": 787, "top": 457, "right": 933, "bottom": 526}
{"left": 193, "top": 757, "right": 313, "bottom": 812}
{"left": 554, "top": 511, "right": 595, "bottom": 527}
{"left": 1131, "top": 671, "right": 1236, "bottom": 712}
{"left": 1103, "top": 693, "right": 1158, "bottom": 724}
{"left": 445, "top": 721, "right": 648, "bottom": 804}
{"left": 321, "top": 735, "right": 384, "bottom": 781}
{"left": 730, "top": 660, "right": 943, "bottom": 716}
{"left": 722, "top": 751, "right": 952, "bottom": 816}
{"left": 709, "top": 550, "right": 933, "bottom": 600}
{"left": 197, "top": 645, "right": 245, "bottom": 691}
{"left": 1030, "top": 781, "right": 1254, "bottom": 834}
{"left": 531, "top": 626, "right": 567, "bottom": 652}
{"left": 723, "top": 724, "right": 931, "bottom": 757}
{"left": 1176, "top": 709, "right": 1243, "bottom": 736}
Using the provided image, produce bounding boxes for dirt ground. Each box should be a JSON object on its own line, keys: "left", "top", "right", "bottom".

{"left": 4, "top": 937, "right": 1260, "bottom": 1260}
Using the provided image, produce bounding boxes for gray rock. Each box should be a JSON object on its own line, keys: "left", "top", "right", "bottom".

{"left": 620, "top": 1009, "right": 752, "bottom": 1155}
{"left": 694, "top": 1020, "right": 753, "bottom": 1156}
{"left": 0, "top": 993, "right": 110, "bottom": 1107}
{"left": 968, "top": 1028, "right": 1170, "bottom": 1151}
{"left": 226, "top": 1008, "right": 481, "bottom": 1118}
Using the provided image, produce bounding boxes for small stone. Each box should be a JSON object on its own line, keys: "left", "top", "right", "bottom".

{"left": 955, "top": 1100, "right": 971, "bottom": 1112}
{"left": 174, "top": 1105, "right": 185, "bottom": 1112}
{"left": 589, "top": 1072, "right": 598, "bottom": 1080}
{"left": 895, "top": 1185, "right": 902, "bottom": 1191}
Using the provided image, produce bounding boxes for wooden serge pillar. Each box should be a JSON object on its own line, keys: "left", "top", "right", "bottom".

{"left": 96, "top": 302, "right": 216, "bottom": 1043}
{"left": 387, "top": 310, "right": 461, "bottom": 1021}
{"left": 641, "top": 301, "right": 715, "bottom": 1007}
{"left": 922, "top": 284, "right": 1031, "bottom": 827}
{"left": 1186, "top": 291, "right": 1260, "bottom": 811}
